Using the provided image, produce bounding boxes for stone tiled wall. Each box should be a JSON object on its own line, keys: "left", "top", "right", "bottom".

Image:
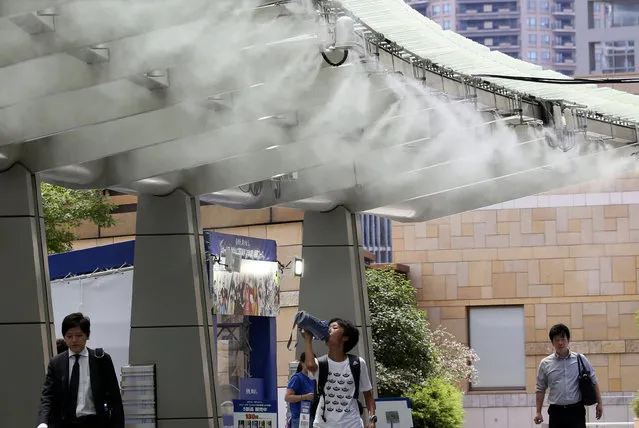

{"left": 392, "top": 175, "right": 639, "bottom": 395}
{"left": 463, "top": 392, "right": 635, "bottom": 428}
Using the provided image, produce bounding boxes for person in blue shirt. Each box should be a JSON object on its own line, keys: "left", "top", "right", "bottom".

{"left": 285, "top": 352, "right": 315, "bottom": 428}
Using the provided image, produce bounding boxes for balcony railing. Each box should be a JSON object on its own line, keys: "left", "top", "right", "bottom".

{"left": 552, "top": 23, "right": 576, "bottom": 32}
{"left": 552, "top": 6, "right": 575, "bottom": 15}
{"left": 495, "top": 44, "right": 520, "bottom": 51}
{"left": 553, "top": 59, "right": 577, "bottom": 67}
{"left": 458, "top": 26, "right": 520, "bottom": 34}
{"left": 457, "top": 0, "right": 514, "bottom": 3}
{"left": 552, "top": 41, "right": 576, "bottom": 49}
{"left": 457, "top": 8, "right": 519, "bottom": 16}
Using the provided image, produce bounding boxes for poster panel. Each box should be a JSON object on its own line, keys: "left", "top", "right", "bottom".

{"left": 212, "top": 259, "right": 281, "bottom": 317}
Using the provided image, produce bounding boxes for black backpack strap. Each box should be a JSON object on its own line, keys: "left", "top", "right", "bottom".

{"left": 348, "top": 354, "right": 361, "bottom": 399}
{"left": 313, "top": 355, "right": 329, "bottom": 422}
{"left": 95, "top": 348, "right": 105, "bottom": 358}
{"left": 317, "top": 355, "right": 329, "bottom": 394}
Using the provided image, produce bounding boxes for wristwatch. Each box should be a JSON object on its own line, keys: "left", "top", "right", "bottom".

{"left": 369, "top": 414, "right": 378, "bottom": 424}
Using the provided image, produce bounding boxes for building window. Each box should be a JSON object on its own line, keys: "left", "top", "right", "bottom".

{"left": 528, "top": 33, "right": 537, "bottom": 45}
{"left": 432, "top": 5, "right": 440, "bottom": 16}
{"left": 540, "top": 17, "right": 550, "bottom": 28}
{"left": 527, "top": 51, "right": 538, "bottom": 61}
{"left": 540, "top": 1, "right": 550, "bottom": 11}
{"left": 528, "top": 0, "right": 536, "bottom": 11}
{"left": 590, "top": 40, "right": 636, "bottom": 73}
{"left": 443, "top": 3, "right": 451, "bottom": 14}
{"left": 541, "top": 34, "right": 550, "bottom": 45}
{"left": 469, "top": 306, "right": 526, "bottom": 389}
{"left": 528, "top": 17, "right": 536, "bottom": 28}
{"left": 590, "top": 1, "right": 639, "bottom": 29}
{"left": 542, "top": 50, "right": 551, "bottom": 62}
{"left": 360, "top": 214, "right": 393, "bottom": 263}
{"left": 443, "top": 20, "right": 452, "bottom": 30}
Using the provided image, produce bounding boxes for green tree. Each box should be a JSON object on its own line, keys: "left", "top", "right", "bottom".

{"left": 366, "top": 267, "right": 478, "bottom": 426}
{"left": 41, "top": 184, "right": 117, "bottom": 254}
{"left": 366, "top": 268, "right": 436, "bottom": 397}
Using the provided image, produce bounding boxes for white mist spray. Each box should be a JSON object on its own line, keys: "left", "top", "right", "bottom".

{"left": 2, "top": 0, "right": 634, "bottom": 217}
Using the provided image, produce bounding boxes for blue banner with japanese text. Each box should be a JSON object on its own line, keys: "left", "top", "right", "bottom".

{"left": 205, "top": 231, "right": 277, "bottom": 262}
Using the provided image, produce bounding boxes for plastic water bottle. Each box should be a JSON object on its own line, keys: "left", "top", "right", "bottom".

{"left": 295, "top": 311, "right": 330, "bottom": 342}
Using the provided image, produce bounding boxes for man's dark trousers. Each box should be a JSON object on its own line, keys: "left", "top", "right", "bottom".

{"left": 548, "top": 403, "right": 586, "bottom": 428}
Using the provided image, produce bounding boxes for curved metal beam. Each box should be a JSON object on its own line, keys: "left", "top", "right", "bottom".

{"left": 20, "top": 63, "right": 360, "bottom": 174}
{"left": 0, "top": 33, "right": 319, "bottom": 147}
{"left": 364, "top": 143, "right": 639, "bottom": 222}
{"left": 194, "top": 136, "right": 637, "bottom": 215}
{"left": 0, "top": 6, "right": 307, "bottom": 108}
{"left": 1, "top": 0, "right": 207, "bottom": 67}
{"left": 346, "top": 140, "right": 633, "bottom": 213}
{"left": 187, "top": 122, "right": 538, "bottom": 208}
{"left": 179, "top": 110, "right": 502, "bottom": 198}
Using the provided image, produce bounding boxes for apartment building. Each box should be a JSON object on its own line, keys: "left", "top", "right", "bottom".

{"left": 405, "top": 0, "right": 639, "bottom": 77}
{"left": 575, "top": 1, "right": 639, "bottom": 75}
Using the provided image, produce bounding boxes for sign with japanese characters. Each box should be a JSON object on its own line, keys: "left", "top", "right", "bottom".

{"left": 240, "top": 378, "right": 265, "bottom": 400}
{"left": 206, "top": 232, "right": 277, "bottom": 262}
{"left": 233, "top": 400, "right": 277, "bottom": 428}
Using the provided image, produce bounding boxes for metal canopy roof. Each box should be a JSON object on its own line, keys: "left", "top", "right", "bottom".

{"left": 0, "top": 0, "right": 637, "bottom": 222}
{"left": 342, "top": 0, "right": 639, "bottom": 122}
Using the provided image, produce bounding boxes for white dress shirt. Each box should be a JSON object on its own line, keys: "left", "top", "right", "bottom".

{"left": 37, "top": 348, "right": 97, "bottom": 428}
{"left": 70, "top": 347, "right": 97, "bottom": 417}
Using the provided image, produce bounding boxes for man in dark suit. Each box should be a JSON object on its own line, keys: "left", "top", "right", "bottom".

{"left": 37, "top": 313, "right": 125, "bottom": 428}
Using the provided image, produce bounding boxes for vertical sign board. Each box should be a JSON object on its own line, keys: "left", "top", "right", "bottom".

{"left": 300, "top": 401, "right": 311, "bottom": 428}
{"left": 240, "top": 378, "right": 265, "bottom": 400}
{"left": 205, "top": 231, "right": 280, "bottom": 424}
{"left": 233, "top": 400, "right": 278, "bottom": 428}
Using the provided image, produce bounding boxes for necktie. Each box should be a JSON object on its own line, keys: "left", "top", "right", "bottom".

{"left": 68, "top": 354, "right": 81, "bottom": 419}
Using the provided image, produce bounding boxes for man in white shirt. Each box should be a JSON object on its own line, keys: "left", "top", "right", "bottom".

{"left": 534, "top": 323, "right": 602, "bottom": 427}
{"left": 303, "top": 318, "right": 376, "bottom": 428}
{"left": 37, "top": 312, "right": 124, "bottom": 428}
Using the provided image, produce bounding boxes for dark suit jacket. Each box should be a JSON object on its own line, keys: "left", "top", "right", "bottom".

{"left": 38, "top": 348, "right": 125, "bottom": 428}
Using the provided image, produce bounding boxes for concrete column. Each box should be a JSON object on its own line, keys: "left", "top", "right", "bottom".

{"left": 129, "top": 190, "right": 219, "bottom": 427}
{"left": 297, "top": 207, "right": 377, "bottom": 395}
{"left": 0, "top": 164, "right": 55, "bottom": 425}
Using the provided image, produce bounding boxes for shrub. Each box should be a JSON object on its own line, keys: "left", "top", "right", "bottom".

{"left": 430, "top": 327, "right": 480, "bottom": 385}
{"left": 632, "top": 391, "right": 639, "bottom": 418}
{"left": 407, "top": 378, "right": 464, "bottom": 428}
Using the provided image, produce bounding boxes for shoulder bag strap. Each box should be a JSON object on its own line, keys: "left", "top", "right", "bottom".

{"left": 577, "top": 353, "right": 587, "bottom": 376}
